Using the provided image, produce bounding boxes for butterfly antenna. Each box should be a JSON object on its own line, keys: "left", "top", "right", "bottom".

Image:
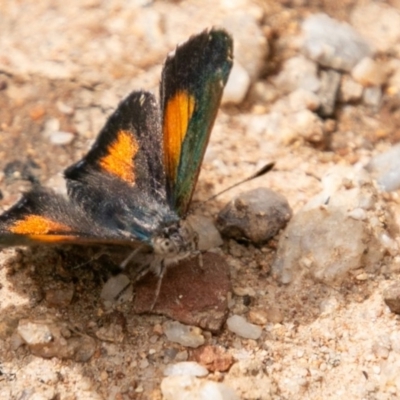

{"left": 202, "top": 162, "right": 275, "bottom": 205}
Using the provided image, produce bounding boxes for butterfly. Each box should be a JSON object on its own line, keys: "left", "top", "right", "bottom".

{"left": 0, "top": 28, "right": 233, "bottom": 289}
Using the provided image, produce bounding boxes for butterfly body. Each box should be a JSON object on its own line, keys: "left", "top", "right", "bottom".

{"left": 0, "top": 28, "right": 233, "bottom": 275}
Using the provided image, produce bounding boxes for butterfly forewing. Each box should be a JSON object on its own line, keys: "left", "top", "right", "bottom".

{"left": 161, "top": 28, "right": 233, "bottom": 216}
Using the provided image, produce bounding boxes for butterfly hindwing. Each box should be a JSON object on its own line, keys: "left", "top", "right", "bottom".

{"left": 161, "top": 28, "right": 233, "bottom": 216}
{"left": 0, "top": 189, "right": 126, "bottom": 247}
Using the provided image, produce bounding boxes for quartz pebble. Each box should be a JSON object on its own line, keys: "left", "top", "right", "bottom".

{"left": 272, "top": 55, "right": 320, "bottom": 93}
{"left": 164, "top": 361, "right": 208, "bottom": 377}
{"left": 186, "top": 214, "right": 223, "bottom": 250}
{"left": 217, "top": 188, "right": 292, "bottom": 244}
{"left": 222, "top": 12, "right": 268, "bottom": 81}
{"left": 362, "top": 86, "right": 382, "bottom": 108}
{"left": 163, "top": 321, "right": 205, "bottom": 348}
{"left": 366, "top": 143, "right": 400, "bottom": 191}
{"left": 161, "top": 376, "right": 239, "bottom": 400}
{"left": 100, "top": 274, "right": 132, "bottom": 307}
{"left": 226, "top": 315, "right": 262, "bottom": 340}
{"left": 222, "top": 61, "right": 251, "bottom": 105}
{"left": 272, "top": 167, "right": 391, "bottom": 285}
{"left": 302, "top": 13, "right": 371, "bottom": 71}
{"left": 49, "top": 131, "right": 75, "bottom": 145}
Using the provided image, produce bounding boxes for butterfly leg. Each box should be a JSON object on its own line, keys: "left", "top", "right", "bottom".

{"left": 150, "top": 260, "right": 166, "bottom": 310}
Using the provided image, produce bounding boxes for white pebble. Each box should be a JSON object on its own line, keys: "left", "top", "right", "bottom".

{"left": 49, "top": 131, "right": 75, "bottom": 145}
{"left": 161, "top": 376, "right": 239, "bottom": 400}
{"left": 302, "top": 13, "right": 371, "bottom": 71}
{"left": 163, "top": 321, "right": 205, "bottom": 348}
{"left": 164, "top": 361, "right": 208, "bottom": 377}
{"left": 100, "top": 274, "right": 131, "bottom": 305}
{"left": 222, "top": 61, "right": 251, "bottom": 105}
{"left": 226, "top": 315, "right": 262, "bottom": 340}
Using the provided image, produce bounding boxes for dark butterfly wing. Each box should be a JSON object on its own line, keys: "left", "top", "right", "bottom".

{"left": 161, "top": 28, "right": 233, "bottom": 216}
{"left": 65, "top": 91, "right": 165, "bottom": 202}
{"left": 0, "top": 189, "right": 126, "bottom": 247}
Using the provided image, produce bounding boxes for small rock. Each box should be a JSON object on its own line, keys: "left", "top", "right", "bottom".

{"left": 100, "top": 274, "right": 132, "bottom": 307}
{"left": 317, "top": 69, "right": 341, "bottom": 117}
{"left": 161, "top": 376, "right": 239, "bottom": 400}
{"left": 16, "top": 319, "right": 96, "bottom": 361}
{"left": 56, "top": 100, "right": 74, "bottom": 115}
{"left": 351, "top": 3, "right": 400, "bottom": 53}
{"left": 191, "top": 345, "right": 234, "bottom": 372}
{"left": 49, "top": 131, "right": 75, "bottom": 145}
{"left": 222, "top": 13, "right": 268, "bottom": 81}
{"left": 95, "top": 324, "right": 125, "bottom": 343}
{"left": 271, "top": 88, "right": 320, "bottom": 114}
{"left": 45, "top": 285, "right": 74, "bottom": 307}
{"left": 272, "top": 55, "right": 320, "bottom": 94}
{"left": 339, "top": 75, "right": 363, "bottom": 103}
{"left": 302, "top": 13, "right": 371, "bottom": 71}
{"left": 283, "top": 109, "right": 326, "bottom": 143}
{"left": 217, "top": 188, "right": 292, "bottom": 244}
{"left": 164, "top": 361, "right": 208, "bottom": 377}
{"left": 366, "top": 143, "right": 400, "bottom": 191}
{"left": 272, "top": 167, "right": 389, "bottom": 285}
{"left": 186, "top": 215, "right": 223, "bottom": 251}
{"left": 351, "top": 57, "right": 386, "bottom": 87}
{"left": 248, "top": 309, "right": 268, "bottom": 325}
{"left": 17, "top": 319, "right": 53, "bottom": 345}
{"left": 222, "top": 61, "right": 251, "bottom": 105}
{"left": 0, "top": 315, "right": 19, "bottom": 340}
{"left": 226, "top": 315, "right": 262, "bottom": 340}
{"left": 163, "top": 321, "right": 205, "bottom": 348}
{"left": 383, "top": 283, "right": 400, "bottom": 314}
{"left": 42, "top": 118, "right": 60, "bottom": 136}
{"left": 133, "top": 252, "right": 231, "bottom": 332}
{"left": 362, "top": 86, "right": 382, "bottom": 108}
{"left": 265, "top": 306, "right": 284, "bottom": 324}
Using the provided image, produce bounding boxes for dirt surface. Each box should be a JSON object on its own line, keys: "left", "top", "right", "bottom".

{"left": 1, "top": 0, "right": 400, "bottom": 399}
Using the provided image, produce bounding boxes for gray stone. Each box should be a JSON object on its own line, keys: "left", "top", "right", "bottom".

{"left": 366, "top": 143, "right": 400, "bottom": 191}
{"left": 302, "top": 13, "right": 371, "bottom": 71}
{"left": 317, "top": 69, "right": 341, "bottom": 117}
{"left": 272, "top": 55, "right": 320, "bottom": 94}
{"left": 222, "top": 13, "right": 268, "bottom": 81}
{"left": 362, "top": 86, "right": 382, "bottom": 108}
{"left": 217, "top": 188, "right": 292, "bottom": 244}
{"left": 272, "top": 167, "right": 390, "bottom": 285}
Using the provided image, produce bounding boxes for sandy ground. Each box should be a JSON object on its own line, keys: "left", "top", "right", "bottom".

{"left": 1, "top": 0, "right": 400, "bottom": 399}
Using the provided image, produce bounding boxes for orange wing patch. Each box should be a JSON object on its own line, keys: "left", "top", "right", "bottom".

{"left": 163, "top": 90, "right": 195, "bottom": 180}
{"left": 10, "top": 215, "right": 72, "bottom": 235}
{"left": 99, "top": 130, "right": 139, "bottom": 184}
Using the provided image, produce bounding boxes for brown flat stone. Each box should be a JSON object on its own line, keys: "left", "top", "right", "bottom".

{"left": 132, "top": 252, "right": 231, "bottom": 333}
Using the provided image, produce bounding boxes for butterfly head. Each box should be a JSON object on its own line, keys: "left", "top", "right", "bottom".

{"left": 151, "top": 219, "right": 197, "bottom": 262}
